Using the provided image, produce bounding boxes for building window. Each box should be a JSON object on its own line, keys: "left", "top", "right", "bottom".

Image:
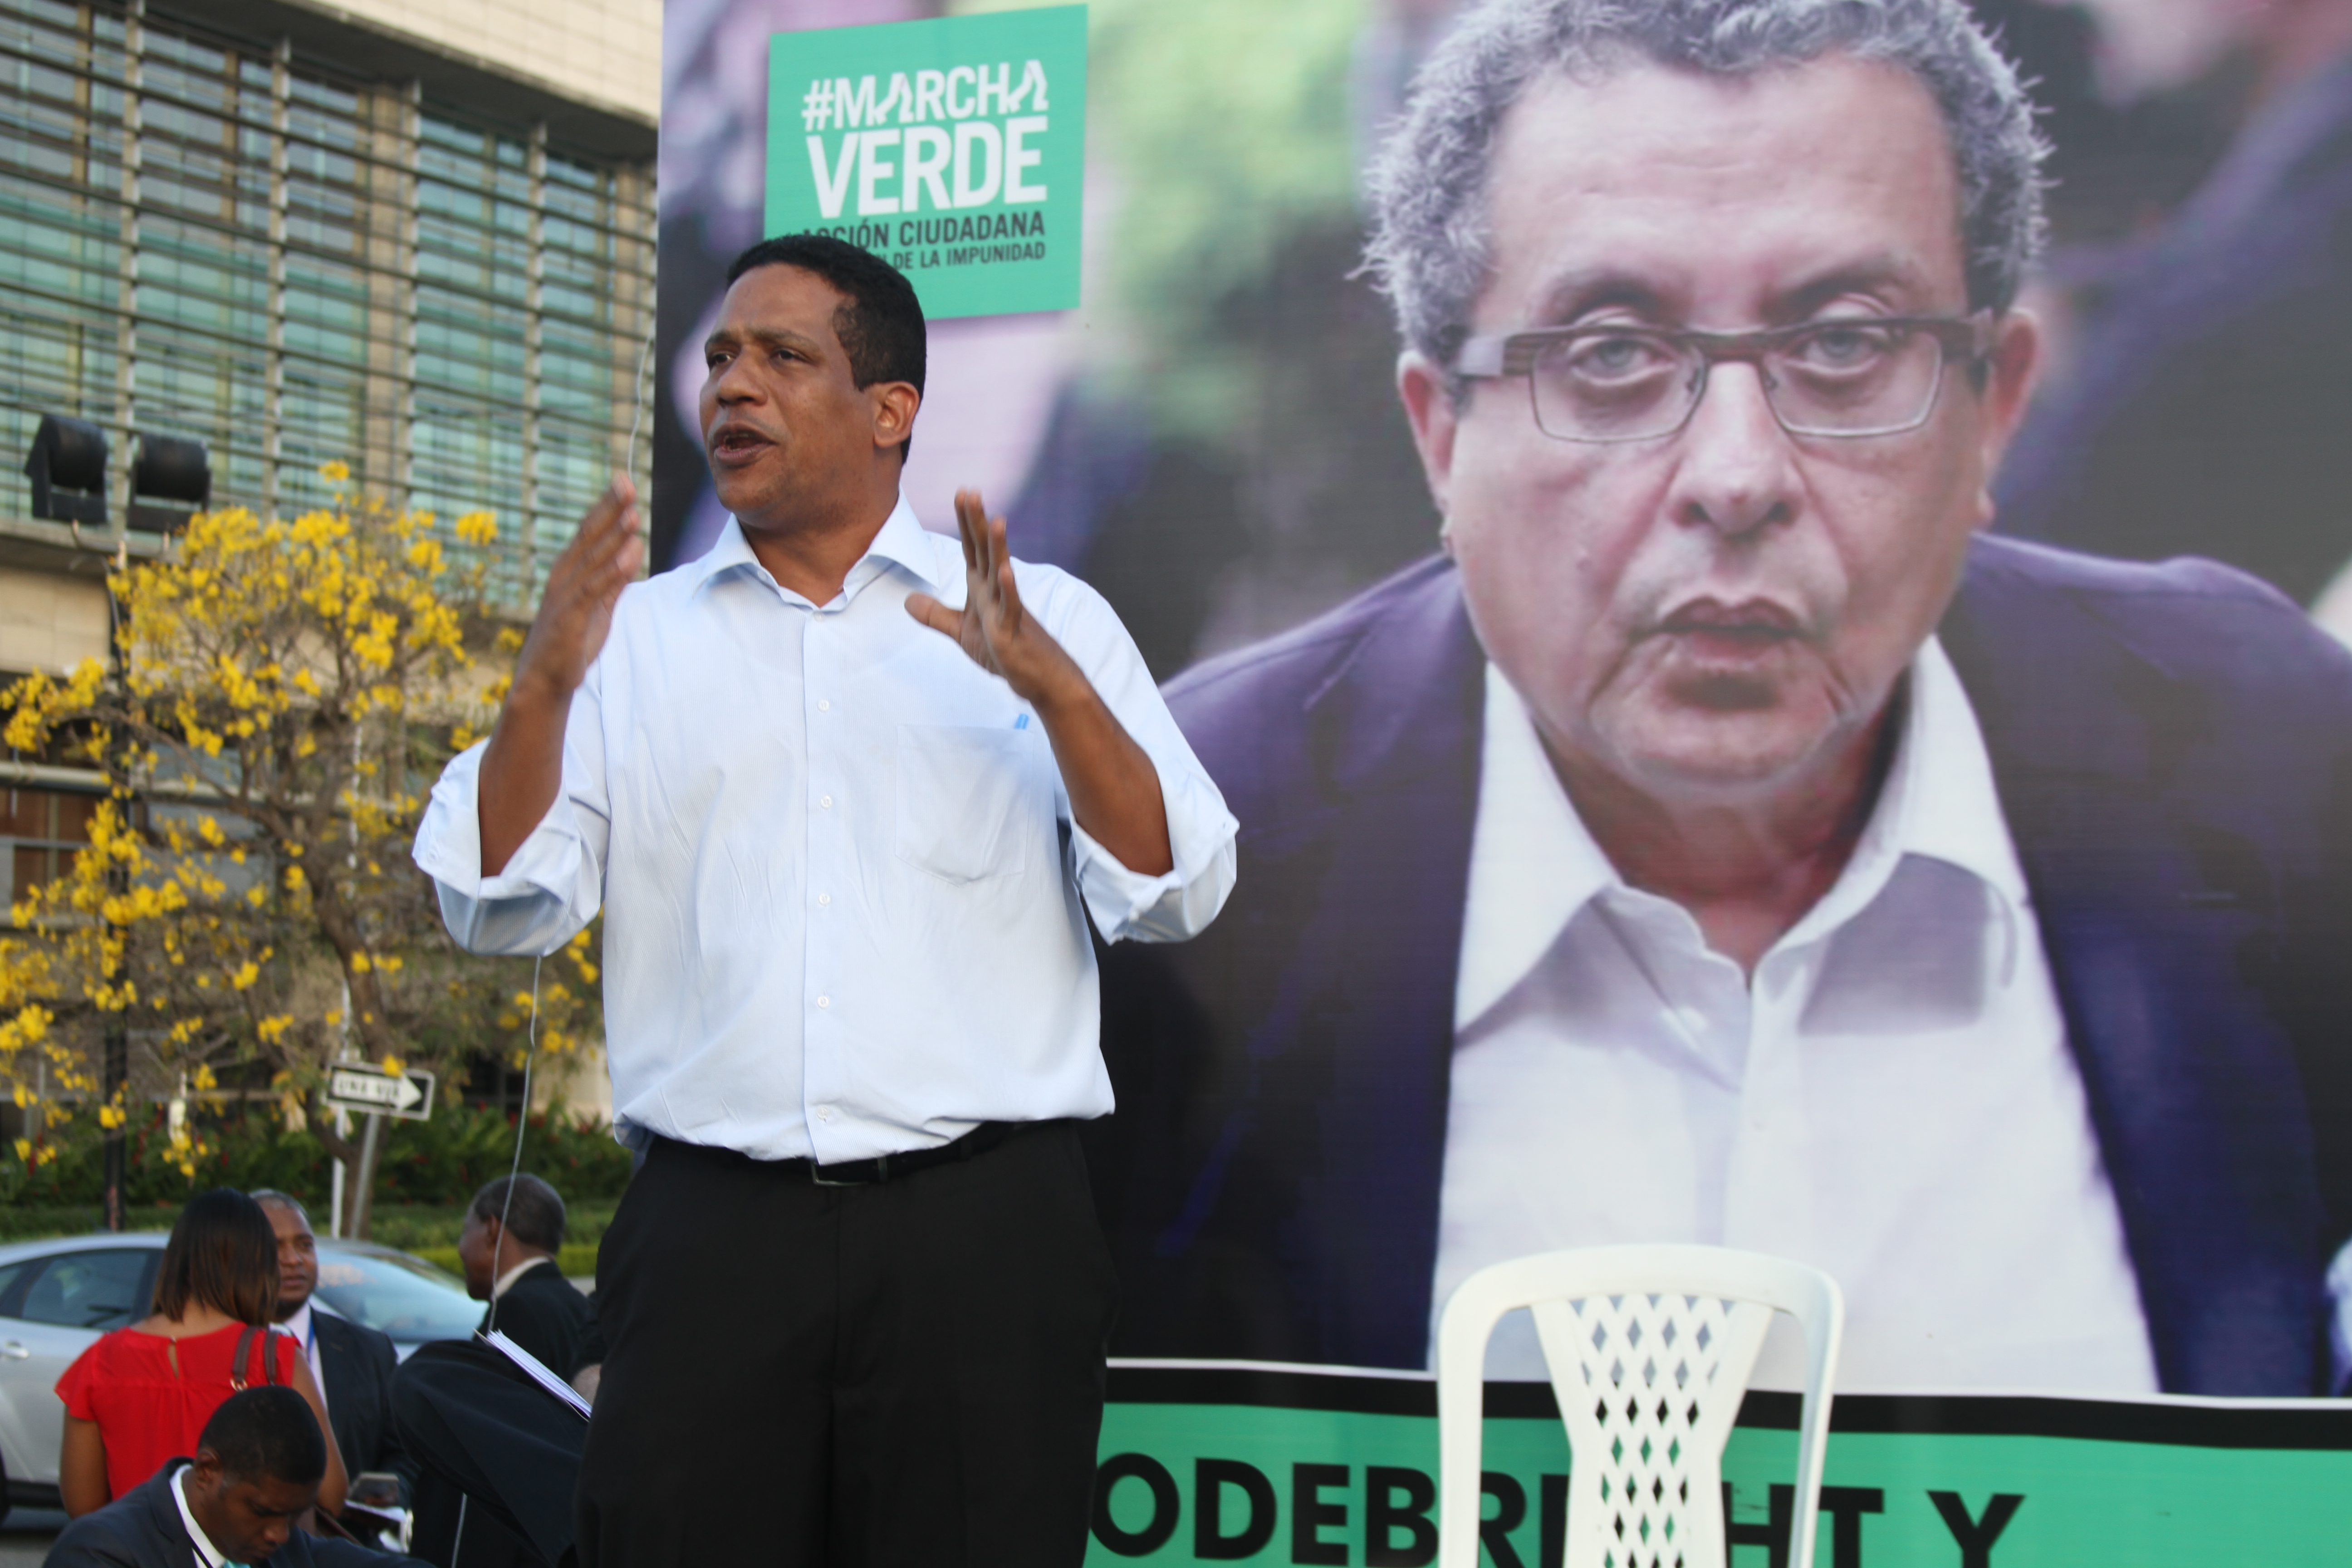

{"left": 0, "top": 0, "right": 656, "bottom": 607}
{"left": 0, "top": 784, "right": 96, "bottom": 911}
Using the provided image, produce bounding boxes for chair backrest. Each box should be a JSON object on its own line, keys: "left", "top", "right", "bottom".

{"left": 1435, "top": 1245, "right": 1843, "bottom": 1568}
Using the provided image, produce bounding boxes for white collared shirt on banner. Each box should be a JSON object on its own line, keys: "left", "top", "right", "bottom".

{"left": 1434, "top": 642, "right": 2162, "bottom": 1393}
{"left": 415, "top": 496, "right": 1238, "bottom": 1164}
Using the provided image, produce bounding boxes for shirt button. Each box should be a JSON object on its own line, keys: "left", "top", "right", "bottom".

{"left": 817, "top": 699, "right": 831, "bottom": 712}
{"left": 816, "top": 995, "right": 831, "bottom": 1009}
{"left": 817, "top": 892, "right": 832, "bottom": 906}
{"left": 819, "top": 795, "right": 833, "bottom": 810}
{"left": 816, "top": 1105, "right": 833, "bottom": 1122}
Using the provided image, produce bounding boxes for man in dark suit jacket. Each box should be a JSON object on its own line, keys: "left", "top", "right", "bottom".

{"left": 453, "top": 1175, "right": 594, "bottom": 1380}
{"left": 411, "top": 1175, "right": 594, "bottom": 1568}
{"left": 1096, "top": 539, "right": 2352, "bottom": 1393}
{"left": 46, "top": 1387, "right": 423, "bottom": 1568}
{"left": 1090, "top": 0, "right": 2352, "bottom": 1398}
{"left": 256, "top": 1193, "right": 415, "bottom": 1513}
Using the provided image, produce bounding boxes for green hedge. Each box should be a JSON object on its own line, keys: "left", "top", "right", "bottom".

{"left": 0, "top": 1198, "right": 622, "bottom": 1257}
{"left": 411, "top": 1241, "right": 602, "bottom": 1278}
{"left": 3, "top": 1102, "right": 634, "bottom": 1217}
{"left": 366, "top": 1200, "right": 618, "bottom": 1256}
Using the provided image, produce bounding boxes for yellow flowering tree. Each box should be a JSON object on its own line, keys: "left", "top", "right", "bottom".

{"left": 0, "top": 470, "right": 602, "bottom": 1235}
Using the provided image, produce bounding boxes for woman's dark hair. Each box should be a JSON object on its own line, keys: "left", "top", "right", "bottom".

{"left": 152, "top": 1187, "right": 279, "bottom": 1325}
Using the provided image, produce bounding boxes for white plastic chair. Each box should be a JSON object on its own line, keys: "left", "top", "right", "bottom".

{"left": 1435, "top": 1245, "right": 1844, "bottom": 1568}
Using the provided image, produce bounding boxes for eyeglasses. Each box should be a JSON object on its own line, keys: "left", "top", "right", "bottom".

{"left": 1451, "top": 312, "right": 1997, "bottom": 443}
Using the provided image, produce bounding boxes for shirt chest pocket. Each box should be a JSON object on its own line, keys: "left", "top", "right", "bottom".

{"left": 895, "top": 724, "right": 1056, "bottom": 885}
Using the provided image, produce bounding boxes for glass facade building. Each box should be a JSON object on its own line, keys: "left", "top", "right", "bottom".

{"left": 0, "top": 0, "right": 656, "bottom": 606}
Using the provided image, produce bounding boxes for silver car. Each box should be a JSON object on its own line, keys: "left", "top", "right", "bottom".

{"left": 0, "top": 1230, "right": 481, "bottom": 1524}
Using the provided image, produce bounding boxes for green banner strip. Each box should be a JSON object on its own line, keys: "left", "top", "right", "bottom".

{"left": 1091, "top": 1364, "right": 2352, "bottom": 1565}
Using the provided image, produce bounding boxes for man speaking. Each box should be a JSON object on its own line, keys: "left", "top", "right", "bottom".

{"left": 414, "top": 235, "right": 1235, "bottom": 1565}
{"left": 1093, "top": 0, "right": 2352, "bottom": 1398}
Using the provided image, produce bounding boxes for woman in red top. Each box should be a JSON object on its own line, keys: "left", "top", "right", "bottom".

{"left": 54, "top": 1187, "right": 345, "bottom": 1517}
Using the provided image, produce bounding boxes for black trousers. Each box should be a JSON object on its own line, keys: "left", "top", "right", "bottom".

{"left": 576, "top": 1121, "right": 1117, "bottom": 1568}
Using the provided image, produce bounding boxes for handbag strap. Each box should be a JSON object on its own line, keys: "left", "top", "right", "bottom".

{"left": 228, "top": 1325, "right": 279, "bottom": 1391}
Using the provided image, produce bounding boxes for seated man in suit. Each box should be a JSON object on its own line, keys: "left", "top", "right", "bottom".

{"left": 410, "top": 1175, "right": 594, "bottom": 1568}
{"left": 1093, "top": 0, "right": 2352, "bottom": 1397}
{"left": 46, "top": 1386, "right": 424, "bottom": 1567}
{"left": 254, "top": 1191, "right": 415, "bottom": 1524}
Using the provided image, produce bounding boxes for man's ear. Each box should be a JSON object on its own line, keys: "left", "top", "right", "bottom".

{"left": 1971, "top": 307, "right": 2042, "bottom": 529}
{"left": 1397, "top": 350, "right": 1461, "bottom": 524}
{"left": 189, "top": 1447, "right": 225, "bottom": 1493}
{"left": 871, "top": 381, "right": 921, "bottom": 456}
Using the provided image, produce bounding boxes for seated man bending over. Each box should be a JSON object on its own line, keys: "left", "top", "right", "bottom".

{"left": 47, "top": 1385, "right": 426, "bottom": 1568}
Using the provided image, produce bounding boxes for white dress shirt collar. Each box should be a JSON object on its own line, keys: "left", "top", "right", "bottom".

{"left": 273, "top": 1301, "right": 328, "bottom": 1408}
{"left": 686, "top": 494, "right": 942, "bottom": 603}
{"left": 171, "top": 1462, "right": 234, "bottom": 1568}
{"left": 1455, "top": 635, "right": 2027, "bottom": 1030}
{"left": 492, "top": 1255, "right": 550, "bottom": 1300}
{"left": 276, "top": 1299, "right": 313, "bottom": 1346}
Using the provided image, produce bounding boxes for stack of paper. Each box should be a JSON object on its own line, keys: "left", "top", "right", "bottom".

{"left": 482, "top": 1328, "right": 593, "bottom": 1421}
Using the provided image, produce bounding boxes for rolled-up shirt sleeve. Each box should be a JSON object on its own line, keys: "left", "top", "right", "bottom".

{"left": 412, "top": 671, "right": 610, "bottom": 956}
{"left": 1048, "top": 578, "right": 1239, "bottom": 944}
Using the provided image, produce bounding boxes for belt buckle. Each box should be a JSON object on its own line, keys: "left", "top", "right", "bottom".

{"left": 809, "top": 1153, "right": 888, "bottom": 1187}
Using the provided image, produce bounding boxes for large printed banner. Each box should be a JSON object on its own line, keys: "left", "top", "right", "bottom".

{"left": 658, "top": 0, "right": 2352, "bottom": 1558}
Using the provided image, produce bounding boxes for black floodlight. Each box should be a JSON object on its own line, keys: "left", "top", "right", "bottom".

{"left": 23, "top": 414, "right": 107, "bottom": 526}
{"left": 128, "top": 431, "right": 210, "bottom": 534}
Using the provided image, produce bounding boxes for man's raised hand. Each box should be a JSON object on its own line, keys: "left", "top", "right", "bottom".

{"left": 478, "top": 475, "right": 642, "bottom": 876}
{"left": 514, "top": 475, "right": 645, "bottom": 705}
{"left": 905, "top": 489, "right": 1082, "bottom": 708}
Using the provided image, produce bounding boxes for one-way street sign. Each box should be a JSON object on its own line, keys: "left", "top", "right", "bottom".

{"left": 323, "top": 1062, "right": 435, "bottom": 1121}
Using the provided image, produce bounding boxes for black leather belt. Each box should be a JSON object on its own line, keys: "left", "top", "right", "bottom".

{"left": 785, "top": 1118, "right": 1040, "bottom": 1186}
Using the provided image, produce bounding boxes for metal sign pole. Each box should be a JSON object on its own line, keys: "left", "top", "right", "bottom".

{"left": 329, "top": 1105, "right": 348, "bottom": 1239}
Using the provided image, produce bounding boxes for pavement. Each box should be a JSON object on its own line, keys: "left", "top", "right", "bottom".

{"left": 0, "top": 1506, "right": 63, "bottom": 1565}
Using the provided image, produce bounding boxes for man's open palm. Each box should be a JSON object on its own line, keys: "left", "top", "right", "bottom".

{"left": 517, "top": 476, "right": 645, "bottom": 704}
{"left": 906, "top": 489, "right": 1075, "bottom": 706}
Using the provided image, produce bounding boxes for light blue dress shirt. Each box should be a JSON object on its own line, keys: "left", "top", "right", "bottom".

{"left": 413, "top": 498, "right": 1238, "bottom": 1163}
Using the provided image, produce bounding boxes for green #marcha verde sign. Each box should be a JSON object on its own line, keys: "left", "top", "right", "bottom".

{"left": 1089, "top": 1366, "right": 2352, "bottom": 1565}
{"left": 765, "top": 6, "right": 1088, "bottom": 319}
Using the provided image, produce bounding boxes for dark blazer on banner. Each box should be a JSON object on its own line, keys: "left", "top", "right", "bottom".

{"left": 314, "top": 1307, "right": 415, "bottom": 1503}
{"left": 1088, "top": 534, "right": 2352, "bottom": 1396}
{"left": 44, "top": 1460, "right": 427, "bottom": 1568}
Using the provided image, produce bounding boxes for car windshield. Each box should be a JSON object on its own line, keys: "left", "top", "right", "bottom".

{"left": 314, "top": 1246, "right": 480, "bottom": 1345}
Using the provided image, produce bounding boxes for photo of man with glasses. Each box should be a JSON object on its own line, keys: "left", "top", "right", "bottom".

{"left": 1088, "top": 0, "right": 2352, "bottom": 1398}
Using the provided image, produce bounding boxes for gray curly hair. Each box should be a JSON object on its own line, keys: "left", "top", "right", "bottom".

{"left": 1365, "top": 0, "right": 2048, "bottom": 373}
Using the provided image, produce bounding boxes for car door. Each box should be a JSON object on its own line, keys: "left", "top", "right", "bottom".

{"left": 0, "top": 1248, "right": 153, "bottom": 1489}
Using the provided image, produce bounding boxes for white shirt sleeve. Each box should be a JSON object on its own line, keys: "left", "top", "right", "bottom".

{"left": 411, "top": 668, "right": 610, "bottom": 957}
{"left": 1044, "top": 574, "right": 1239, "bottom": 944}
